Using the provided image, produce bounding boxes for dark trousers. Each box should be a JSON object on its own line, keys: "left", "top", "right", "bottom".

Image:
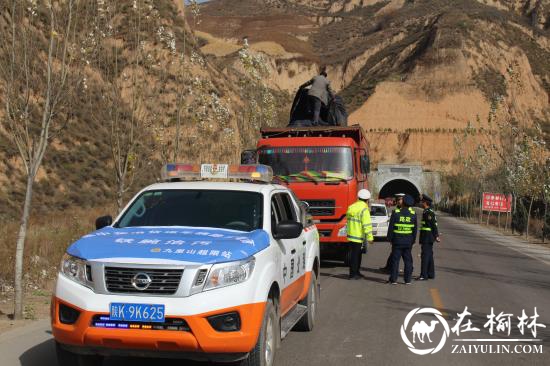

{"left": 349, "top": 243, "right": 363, "bottom": 277}
{"left": 384, "top": 252, "right": 391, "bottom": 269}
{"left": 311, "top": 96, "right": 322, "bottom": 124}
{"left": 389, "top": 246, "right": 413, "bottom": 283}
{"left": 420, "top": 243, "right": 435, "bottom": 278}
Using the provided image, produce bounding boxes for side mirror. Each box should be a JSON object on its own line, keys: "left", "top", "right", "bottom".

{"left": 95, "top": 215, "right": 113, "bottom": 230}
{"left": 361, "top": 155, "right": 370, "bottom": 174}
{"left": 241, "top": 149, "right": 257, "bottom": 164}
{"left": 299, "top": 201, "right": 312, "bottom": 226}
{"left": 273, "top": 220, "right": 303, "bottom": 240}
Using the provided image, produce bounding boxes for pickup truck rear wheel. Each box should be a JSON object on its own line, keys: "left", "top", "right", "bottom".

{"left": 240, "top": 300, "right": 278, "bottom": 366}
{"left": 295, "top": 273, "right": 319, "bottom": 331}
{"left": 55, "top": 342, "right": 103, "bottom": 366}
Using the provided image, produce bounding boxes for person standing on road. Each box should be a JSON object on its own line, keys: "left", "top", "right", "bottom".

{"left": 380, "top": 193, "right": 405, "bottom": 273}
{"left": 387, "top": 195, "right": 417, "bottom": 285}
{"left": 346, "top": 189, "right": 374, "bottom": 280}
{"left": 300, "top": 67, "right": 334, "bottom": 124}
{"left": 417, "top": 195, "right": 441, "bottom": 280}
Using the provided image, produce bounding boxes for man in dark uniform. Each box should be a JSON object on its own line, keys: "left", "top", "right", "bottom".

{"left": 417, "top": 195, "right": 441, "bottom": 280}
{"left": 379, "top": 193, "right": 404, "bottom": 273}
{"left": 387, "top": 195, "right": 417, "bottom": 285}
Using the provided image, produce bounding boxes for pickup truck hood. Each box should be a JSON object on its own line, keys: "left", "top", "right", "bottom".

{"left": 370, "top": 216, "right": 389, "bottom": 223}
{"left": 66, "top": 226, "right": 270, "bottom": 264}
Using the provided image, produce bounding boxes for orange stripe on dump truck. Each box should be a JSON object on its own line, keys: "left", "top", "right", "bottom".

{"left": 51, "top": 297, "right": 266, "bottom": 353}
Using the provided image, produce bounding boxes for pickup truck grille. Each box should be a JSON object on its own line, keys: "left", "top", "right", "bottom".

{"left": 304, "top": 199, "right": 336, "bottom": 216}
{"left": 104, "top": 267, "right": 183, "bottom": 295}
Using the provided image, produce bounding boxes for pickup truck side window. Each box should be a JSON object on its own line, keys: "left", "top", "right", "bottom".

{"left": 271, "top": 196, "right": 283, "bottom": 229}
{"left": 278, "top": 193, "right": 297, "bottom": 222}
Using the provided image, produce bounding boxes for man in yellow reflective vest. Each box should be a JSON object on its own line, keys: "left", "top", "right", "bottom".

{"left": 346, "top": 189, "right": 374, "bottom": 280}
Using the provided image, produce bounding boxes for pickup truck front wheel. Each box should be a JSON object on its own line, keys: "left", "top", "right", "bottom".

{"left": 55, "top": 342, "right": 103, "bottom": 366}
{"left": 295, "top": 273, "right": 319, "bottom": 331}
{"left": 240, "top": 300, "right": 278, "bottom": 366}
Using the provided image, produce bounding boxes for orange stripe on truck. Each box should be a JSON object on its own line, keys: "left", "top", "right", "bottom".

{"left": 51, "top": 297, "right": 266, "bottom": 353}
{"left": 280, "top": 271, "right": 311, "bottom": 316}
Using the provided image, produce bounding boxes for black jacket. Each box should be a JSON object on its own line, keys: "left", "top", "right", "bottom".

{"left": 387, "top": 207, "right": 417, "bottom": 247}
{"left": 419, "top": 207, "right": 439, "bottom": 244}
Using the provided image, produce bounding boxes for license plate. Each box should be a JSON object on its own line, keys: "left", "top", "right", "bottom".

{"left": 109, "top": 303, "right": 165, "bottom": 323}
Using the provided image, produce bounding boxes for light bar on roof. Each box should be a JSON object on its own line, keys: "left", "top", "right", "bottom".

{"left": 161, "top": 163, "right": 273, "bottom": 183}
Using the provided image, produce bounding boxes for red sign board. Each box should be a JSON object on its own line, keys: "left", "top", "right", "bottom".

{"left": 482, "top": 193, "right": 512, "bottom": 213}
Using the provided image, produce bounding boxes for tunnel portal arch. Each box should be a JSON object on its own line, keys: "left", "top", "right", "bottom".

{"left": 378, "top": 178, "right": 421, "bottom": 200}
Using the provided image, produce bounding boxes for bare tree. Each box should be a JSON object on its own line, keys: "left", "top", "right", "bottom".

{"left": 93, "top": 0, "right": 161, "bottom": 211}
{"left": 0, "top": 0, "right": 84, "bottom": 319}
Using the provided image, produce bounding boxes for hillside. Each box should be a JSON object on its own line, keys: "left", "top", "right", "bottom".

{"left": 194, "top": 0, "right": 550, "bottom": 171}
{"left": 0, "top": 0, "right": 287, "bottom": 219}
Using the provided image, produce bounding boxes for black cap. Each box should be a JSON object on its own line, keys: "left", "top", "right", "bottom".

{"left": 421, "top": 194, "right": 433, "bottom": 204}
{"left": 403, "top": 195, "right": 415, "bottom": 206}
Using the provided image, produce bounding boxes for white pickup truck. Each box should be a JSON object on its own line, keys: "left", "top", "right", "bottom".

{"left": 51, "top": 164, "right": 320, "bottom": 366}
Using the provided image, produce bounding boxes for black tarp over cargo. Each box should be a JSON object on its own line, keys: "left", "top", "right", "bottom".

{"left": 288, "top": 88, "right": 348, "bottom": 127}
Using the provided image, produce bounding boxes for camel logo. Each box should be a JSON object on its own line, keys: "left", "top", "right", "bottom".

{"left": 401, "top": 307, "right": 450, "bottom": 355}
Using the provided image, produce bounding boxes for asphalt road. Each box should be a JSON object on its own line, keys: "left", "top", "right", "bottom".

{"left": 2, "top": 214, "right": 549, "bottom": 366}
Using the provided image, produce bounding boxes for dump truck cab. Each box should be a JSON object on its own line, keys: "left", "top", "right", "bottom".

{"left": 254, "top": 126, "right": 370, "bottom": 261}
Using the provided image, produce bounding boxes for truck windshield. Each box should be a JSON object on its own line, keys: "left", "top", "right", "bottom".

{"left": 258, "top": 147, "right": 353, "bottom": 182}
{"left": 116, "top": 190, "right": 263, "bottom": 232}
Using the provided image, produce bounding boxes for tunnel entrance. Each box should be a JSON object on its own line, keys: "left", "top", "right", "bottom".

{"left": 378, "top": 179, "right": 420, "bottom": 200}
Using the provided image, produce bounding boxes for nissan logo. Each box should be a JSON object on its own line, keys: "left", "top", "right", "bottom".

{"left": 131, "top": 272, "right": 152, "bottom": 291}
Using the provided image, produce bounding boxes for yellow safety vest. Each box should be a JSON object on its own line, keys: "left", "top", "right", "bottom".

{"left": 346, "top": 200, "right": 374, "bottom": 244}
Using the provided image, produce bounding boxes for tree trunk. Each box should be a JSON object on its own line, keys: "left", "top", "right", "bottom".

{"left": 116, "top": 175, "right": 125, "bottom": 213}
{"left": 479, "top": 197, "right": 483, "bottom": 224}
{"left": 504, "top": 211, "right": 509, "bottom": 232}
{"left": 13, "top": 174, "right": 34, "bottom": 320}
{"left": 543, "top": 202, "right": 548, "bottom": 244}
{"left": 526, "top": 196, "right": 534, "bottom": 240}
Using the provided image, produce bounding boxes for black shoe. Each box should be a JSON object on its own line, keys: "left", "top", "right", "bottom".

{"left": 386, "top": 280, "right": 398, "bottom": 285}
{"left": 352, "top": 275, "right": 362, "bottom": 280}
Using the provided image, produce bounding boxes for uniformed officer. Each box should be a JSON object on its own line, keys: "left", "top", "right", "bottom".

{"left": 379, "top": 193, "right": 404, "bottom": 273}
{"left": 417, "top": 194, "right": 441, "bottom": 280}
{"left": 387, "top": 195, "right": 417, "bottom": 285}
{"left": 346, "top": 189, "right": 374, "bottom": 280}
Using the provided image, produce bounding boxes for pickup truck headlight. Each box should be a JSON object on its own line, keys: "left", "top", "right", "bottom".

{"left": 60, "top": 253, "right": 89, "bottom": 288}
{"left": 204, "top": 257, "right": 255, "bottom": 291}
{"left": 338, "top": 224, "right": 347, "bottom": 237}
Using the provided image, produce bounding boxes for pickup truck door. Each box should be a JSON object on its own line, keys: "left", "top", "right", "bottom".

{"left": 271, "top": 192, "right": 304, "bottom": 315}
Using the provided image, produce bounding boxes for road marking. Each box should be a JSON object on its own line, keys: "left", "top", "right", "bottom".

{"left": 430, "top": 288, "right": 447, "bottom": 317}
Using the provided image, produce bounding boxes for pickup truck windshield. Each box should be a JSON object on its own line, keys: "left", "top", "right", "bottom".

{"left": 370, "top": 206, "right": 388, "bottom": 217}
{"left": 258, "top": 146, "right": 353, "bottom": 182}
{"left": 116, "top": 190, "right": 263, "bottom": 232}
